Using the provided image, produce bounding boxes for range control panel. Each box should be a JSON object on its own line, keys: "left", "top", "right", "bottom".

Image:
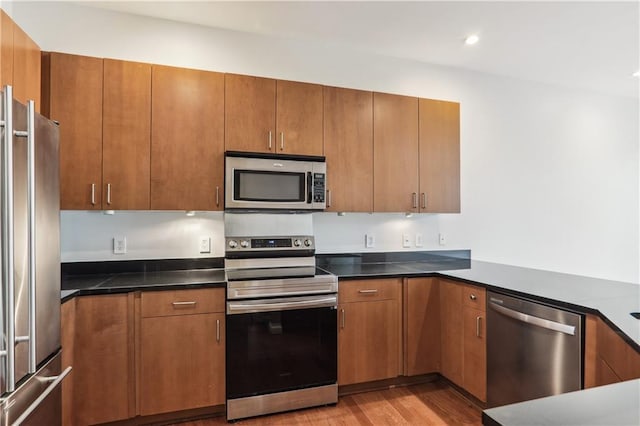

{"left": 226, "top": 236, "right": 315, "bottom": 252}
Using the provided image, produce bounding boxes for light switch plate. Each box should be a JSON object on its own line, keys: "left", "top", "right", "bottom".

{"left": 365, "top": 234, "right": 375, "bottom": 248}
{"left": 439, "top": 233, "right": 446, "bottom": 246}
{"left": 113, "top": 236, "right": 127, "bottom": 254}
{"left": 415, "top": 233, "right": 423, "bottom": 247}
{"left": 199, "top": 236, "right": 211, "bottom": 253}
{"left": 402, "top": 234, "right": 411, "bottom": 248}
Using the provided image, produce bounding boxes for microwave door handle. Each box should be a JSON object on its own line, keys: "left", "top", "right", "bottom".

{"left": 307, "top": 172, "right": 313, "bottom": 204}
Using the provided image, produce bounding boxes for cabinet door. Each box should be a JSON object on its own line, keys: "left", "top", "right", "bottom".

{"left": 0, "top": 11, "right": 13, "bottom": 88}
{"left": 373, "top": 92, "right": 419, "bottom": 212}
{"left": 61, "top": 299, "right": 76, "bottom": 426}
{"left": 140, "top": 312, "right": 225, "bottom": 415}
{"left": 43, "top": 53, "right": 103, "bottom": 210}
{"left": 418, "top": 98, "right": 460, "bottom": 213}
{"left": 12, "top": 24, "right": 40, "bottom": 112}
{"left": 151, "top": 65, "right": 224, "bottom": 210}
{"left": 439, "top": 280, "right": 463, "bottom": 387}
{"left": 338, "top": 299, "right": 399, "bottom": 385}
{"left": 463, "top": 306, "right": 486, "bottom": 401}
{"left": 225, "top": 73, "right": 276, "bottom": 153}
{"left": 405, "top": 278, "right": 441, "bottom": 376}
{"left": 73, "top": 294, "right": 134, "bottom": 425}
{"left": 276, "top": 80, "right": 323, "bottom": 155}
{"left": 103, "top": 59, "right": 151, "bottom": 210}
{"left": 323, "top": 86, "right": 373, "bottom": 212}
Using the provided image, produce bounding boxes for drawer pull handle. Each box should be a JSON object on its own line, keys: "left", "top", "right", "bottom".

{"left": 469, "top": 294, "right": 477, "bottom": 300}
{"left": 172, "top": 301, "right": 196, "bottom": 307}
{"left": 358, "top": 289, "right": 378, "bottom": 294}
{"left": 340, "top": 308, "right": 345, "bottom": 329}
{"left": 216, "top": 319, "right": 220, "bottom": 342}
{"left": 476, "top": 316, "right": 482, "bottom": 337}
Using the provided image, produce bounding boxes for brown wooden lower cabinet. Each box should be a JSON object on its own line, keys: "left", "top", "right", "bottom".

{"left": 338, "top": 279, "right": 402, "bottom": 385}
{"left": 404, "top": 277, "right": 440, "bottom": 375}
{"left": 139, "top": 289, "right": 225, "bottom": 416}
{"left": 70, "top": 293, "right": 135, "bottom": 425}
{"left": 61, "top": 288, "right": 225, "bottom": 424}
{"left": 584, "top": 314, "right": 640, "bottom": 388}
{"left": 439, "top": 279, "right": 486, "bottom": 402}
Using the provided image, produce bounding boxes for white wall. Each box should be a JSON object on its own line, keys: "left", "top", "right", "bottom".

{"left": 11, "top": 3, "right": 639, "bottom": 283}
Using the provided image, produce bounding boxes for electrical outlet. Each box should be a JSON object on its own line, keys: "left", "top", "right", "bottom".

{"left": 402, "top": 234, "right": 411, "bottom": 248}
{"left": 199, "top": 236, "right": 211, "bottom": 253}
{"left": 365, "top": 234, "right": 375, "bottom": 248}
{"left": 415, "top": 233, "right": 423, "bottom": 247}
{"left": 439, "top": 233, "right": 446, "bottom": 246}
{"left": 113, "top": 236, "right": 127, "bottom": 254}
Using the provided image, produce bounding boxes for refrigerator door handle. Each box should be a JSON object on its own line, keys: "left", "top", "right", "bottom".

{"left": 10, "top": 366, "right": 72, "bottom": 426}
{"left": 1, "top": 85, "right": 16, "bottom": 392}
{"left": 26, "top": 100, "right": 36, "bottom": 373}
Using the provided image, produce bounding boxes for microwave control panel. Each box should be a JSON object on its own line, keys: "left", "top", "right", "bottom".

{"left": 313, "top": 173, "right": 325, "bottom": 203}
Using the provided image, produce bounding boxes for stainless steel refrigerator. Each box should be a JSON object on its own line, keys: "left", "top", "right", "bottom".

{"left": 0, "top": 86, "right": 70, "bottom": 425}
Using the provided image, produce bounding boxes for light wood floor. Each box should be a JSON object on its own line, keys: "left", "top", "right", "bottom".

{"left": 171, "top": 380, "right": 482, "bottom": 425}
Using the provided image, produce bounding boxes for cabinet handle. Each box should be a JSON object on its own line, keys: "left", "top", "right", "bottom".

{"left": 326, "top": 190, "right": 332, "bottom": 207}
{"left": 340, "top": 308, "right": 345, "bottom": 329}
{"left": 91, "top": 183, "right": 96, "bottom": 205}
{"left": 216, "top": 186, "right": 220, "bottom": 207}
{"left": 476, "top": 316, "right": 482, "bottom": 337}
{"left": 469, "top": 294, "right": 477, "bottom": 301}
{"left": 412, "top": 192, "right": 418, "bottom": 209}
{"left": 358, "top": 289, "right": 378, "bottom": 294}
{"left": 280, "top": 132, "right": 284, "bottom": 151}
{"left": 421, "top": 193, "right": 427, "bottom": 209}
{"left": 106, "top": 183, "right": 112, "bottom": 205}
{"left": 216, "top": 319, "right": 220, "bottom": 342}
{"left": 268, "top": 131, "right": 273, "bottom": 150}
{"left": 172, "top": 301, "right": 196, "bottom": 307}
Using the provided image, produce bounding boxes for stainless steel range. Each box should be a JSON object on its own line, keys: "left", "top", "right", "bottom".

{"left": 224, "top": 214, "right": 338, "bottom": 421}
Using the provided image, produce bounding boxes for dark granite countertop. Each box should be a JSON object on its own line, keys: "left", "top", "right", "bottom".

{"left": 482, "top": 379, "right": 640, "bottom": 426}
{"left": 61, "top": 258, "right": 227, "bottom": 297}
{"left": 318, "top": 251, "right": 640, "bottom": 349}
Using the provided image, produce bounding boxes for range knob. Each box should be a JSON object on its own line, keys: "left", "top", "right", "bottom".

{"left": 240, "top": 240, "right": 250, "bottom": 248}
{"left": 293, "top": 239, "right": 302, "bottom": 247}
{"left": 228, "top": 240, "right": 238, "bottom": 249}
{"left": 304, "top": 239, "right": 312, "bottom": 247}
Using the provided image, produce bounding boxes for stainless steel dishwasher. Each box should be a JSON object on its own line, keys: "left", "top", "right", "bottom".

{"left": 487, "top": 291, "right": 582, "bottom": 407}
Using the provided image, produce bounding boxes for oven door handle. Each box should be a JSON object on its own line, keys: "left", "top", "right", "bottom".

{"left": 227, "top": 295, "right": 337, "bottom": 314}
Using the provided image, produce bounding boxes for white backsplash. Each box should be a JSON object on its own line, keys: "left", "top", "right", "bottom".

{"left": 60, "top": 211, "right": 225, "bottom": 262}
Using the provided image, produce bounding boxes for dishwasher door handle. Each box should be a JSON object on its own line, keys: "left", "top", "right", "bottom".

{"left": 489, "top": 301, "right": 576, "bottom": 336}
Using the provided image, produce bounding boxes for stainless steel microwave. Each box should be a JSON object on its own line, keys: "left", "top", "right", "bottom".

{"left": 225, "top": 151, "right": 326, "bottom": 211}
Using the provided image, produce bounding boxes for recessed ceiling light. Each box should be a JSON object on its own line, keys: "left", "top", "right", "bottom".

{"left": 465, "top": 34, "right": 479, "bottom": 45}
{"left": 633, "top": 70, "right": 640, "bottom": 77}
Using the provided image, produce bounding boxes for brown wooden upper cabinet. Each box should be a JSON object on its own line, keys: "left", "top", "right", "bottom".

{"left": 373, "top": 92, "right": 419, "bottom": 212}
{"left": 103, "top": 59, "right": 151, "bottom": 210}
{"left": 1, "top": 10, "right": 41, "bottom": 111}
{"left": 372, "top": 93, "right": 460, "bottom": 213}
{"left": 43, "top": 53, "right": 152, "bottom": 210}
{"left": 151, "top": 65, "right": 224, "bottom": 210}
{"left": 419, "top": 99, "right": 460, "bottom": 213}
{"left": 225, "top": 74, "right": 323, "bottom": 156}
{"left": 42, "top": 52, "right": 104, "bottom": 210}
{"left": 323, "top": 86, "right": 373, "bottom": 212}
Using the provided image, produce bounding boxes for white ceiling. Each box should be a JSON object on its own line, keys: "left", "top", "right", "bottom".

{"left": 82, "top": 1, "right": 639, "bottom": 98}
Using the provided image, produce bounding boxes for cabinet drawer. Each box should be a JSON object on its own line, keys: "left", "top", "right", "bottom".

{"left": 141, "top": 288, "right": 225, "bottom": 317}
{"left": 462, "top": 285, "right": 486, "bottom": 310}
{"left": 339, "top": 279, "right": 400, "bottom": 303}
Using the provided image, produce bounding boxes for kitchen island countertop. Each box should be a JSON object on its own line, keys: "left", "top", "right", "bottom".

{"left": 482, "top": 379, "right": 640, "bottom": 426}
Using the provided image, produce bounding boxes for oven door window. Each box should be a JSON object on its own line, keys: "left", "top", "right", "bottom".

{"left": 234, "top": 170, "right": 306, "bottom": 202}
{"left": 226, "top": 306, "right": 337, "bottom": 399}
